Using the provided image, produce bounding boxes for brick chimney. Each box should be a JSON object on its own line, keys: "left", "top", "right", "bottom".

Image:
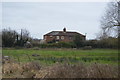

{"left": 63, "top": 28, "right": 66, "bottom": 32}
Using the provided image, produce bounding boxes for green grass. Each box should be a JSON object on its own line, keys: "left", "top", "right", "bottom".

{"left": 2, "top": 48, "right": 118, "bottom": 65}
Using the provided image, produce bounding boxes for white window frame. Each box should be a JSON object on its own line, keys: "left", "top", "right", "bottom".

{"left": 56, "top": 36, "right": 60, "bottom": 39}
{"left": 61, "top": 36, "right": 64, "bottom": 40}
{"left": 50, "top": 36, "right": 53, "bottom": 38}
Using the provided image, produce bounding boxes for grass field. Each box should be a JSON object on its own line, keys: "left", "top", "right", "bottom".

{"left": 2, "top": 48, "right": 119, "bottom": 78}
{"left": 2, "top": 48, "right": 118, "bottom": 65}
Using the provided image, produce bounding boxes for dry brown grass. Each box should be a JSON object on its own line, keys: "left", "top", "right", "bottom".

{"left": 46, "top": 63, "right": 118, "bottom": 78}
{"left": 2, "top": 62, "right": 118, "bottom": 78}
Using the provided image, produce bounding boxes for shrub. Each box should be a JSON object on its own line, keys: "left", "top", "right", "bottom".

{"left": 73, "top": 34, "right": 85, "bottom": 48}
{"left": 82, "top": 46, "right": 92, "bottom": 50}
{"left": 40, "top": 42, "right": 76, "bottom": 48}
{"left": 84, "top": 37, "right": 118, "bottom": 49}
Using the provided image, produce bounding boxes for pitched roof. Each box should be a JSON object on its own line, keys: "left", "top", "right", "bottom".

{"left": 44, "top": 31, "right": 85, "bottom": 37}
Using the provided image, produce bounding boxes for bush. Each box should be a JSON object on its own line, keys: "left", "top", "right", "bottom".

{"left": 82, "top": 46, "right": 92, "bottom": 50}
{"left": 85, "top": 37, "right": 118, "bottom": 49}
{"left": 73, "top": 34, "right": 85, "bottom": 48}
{"left": 39, "top": 37, "right": 118, "bottom": 49}
{"left": 40, "top": 42, "right": 76, "bottom": 48}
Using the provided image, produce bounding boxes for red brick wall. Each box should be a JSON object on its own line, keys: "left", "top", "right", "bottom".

{"left": 44, "top": 35, "right": 86, "bottom": 43}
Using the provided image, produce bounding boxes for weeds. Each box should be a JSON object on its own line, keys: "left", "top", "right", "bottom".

{"left": 2, "top": 62, "right": 118, "bottom": 78}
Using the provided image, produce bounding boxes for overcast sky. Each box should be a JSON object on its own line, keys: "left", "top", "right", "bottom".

{"left": 2, "top": 2, "right": 108, "bottom": 39}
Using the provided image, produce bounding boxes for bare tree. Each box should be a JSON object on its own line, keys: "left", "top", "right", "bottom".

{"left": 21, "top": 29, "right": 30, "bottom": 41}
{"left": 2, "top": 28, "right": 31, "bottom": 47}
{"left": 16, "top": 29, "right": 30, "bottom": 46}
{"left": 100, "top": 1, "right": 120, "bottom": 38}
{"left": 2, "top": 28, "right": 17, "bottom": 47}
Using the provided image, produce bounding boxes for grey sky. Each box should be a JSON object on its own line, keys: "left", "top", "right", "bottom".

{"left": 2, "top": 2, "right": 107, "bottom": 39}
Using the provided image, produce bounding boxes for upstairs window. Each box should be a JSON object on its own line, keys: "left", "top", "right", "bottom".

{"left": 50, "top": 36, "right": 53, "bottom": 38}
{"left": 61, "top": 36, "right": 64, "bottom": 40}
{"left": 56, "top": 36, "right": 59, "bottom": 39}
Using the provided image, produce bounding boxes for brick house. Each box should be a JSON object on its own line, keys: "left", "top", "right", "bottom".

{"left": 44, "top": 28, "right": 86, "bottom": 43}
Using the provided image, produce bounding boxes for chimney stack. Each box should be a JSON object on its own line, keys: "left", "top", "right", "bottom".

{"left": 63, "top": 28, "right": 66, "bottom": 32}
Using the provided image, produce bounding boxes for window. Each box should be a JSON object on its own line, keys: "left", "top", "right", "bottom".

{"left": 56, "top": 36, "right": 59, "bottom": 39}
{"left": 50, "top": 36, "right": 53, "bottom": 38}
{"left": 61, "top": 36, "right": 64, "bottom": 40}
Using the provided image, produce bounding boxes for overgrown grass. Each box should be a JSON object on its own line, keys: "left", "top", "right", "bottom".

{"left": 2, "top": 62, "right": 118, "bottom": 78}
{"left": 2, "top": 48, "right": 118, "bottom": 65}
